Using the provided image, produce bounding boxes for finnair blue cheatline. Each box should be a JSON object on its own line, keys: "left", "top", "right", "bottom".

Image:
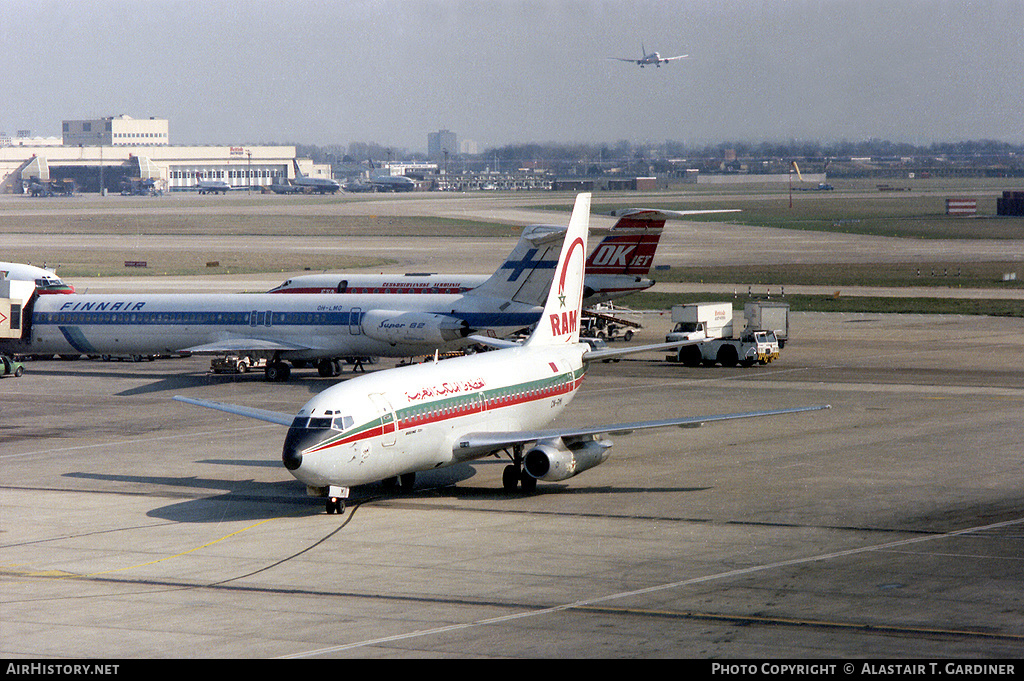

{"left": 175, "top": 194, "right": 830, "bottom": 513}
{"left": 19, "top": 290, "right": 537, "bottom": 381}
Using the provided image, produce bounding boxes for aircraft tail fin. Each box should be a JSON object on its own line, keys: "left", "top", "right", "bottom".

{"left": 467, "top": 224, "right": 564, "bottom": 305}
{"left": 525, "top": 193, "right": 591, "bottom": 347}
{"left": 586, "top": 209, "right": 667, "bottom": 276}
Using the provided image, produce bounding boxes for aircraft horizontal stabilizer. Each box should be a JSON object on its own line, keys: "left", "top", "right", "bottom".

{"left": 455, "top": 405, "right": 830, "bottom": 455}
{"left": 467, "top": 334, "right": 521, "bottom": 350}
{"left": 173, "top": 396, "right": 295, "bottom": 426}
{"left": 522, "top": 224, "right": 567, "bottom": 247}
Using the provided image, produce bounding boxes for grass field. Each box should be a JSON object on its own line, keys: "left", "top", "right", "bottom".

{"left": 587, "top": 177, "right": 1024, "bottom": 240}
{"left": 630, "top": 291, "right": 1024, "bottom": 318}
{"left": 4, "top": 183, "right": 1023, "bottom": 314}
{"left": 655, "top": 262, "right": 1024, "bottom": 289}
{"left": 0, "top": 196, "right": 515, "bottom": 276}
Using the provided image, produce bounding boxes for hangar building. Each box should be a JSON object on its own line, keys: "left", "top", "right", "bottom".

{"left": 0, "top": 115, "right": 329, "bottom": 194}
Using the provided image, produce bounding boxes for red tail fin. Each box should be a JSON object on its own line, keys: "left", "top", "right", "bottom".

{"left": 585, "top": 228, "right": 663, "bottom": 276}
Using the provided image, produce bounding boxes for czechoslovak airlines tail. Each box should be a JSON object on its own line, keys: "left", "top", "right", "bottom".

{"left": 525, "top": 193, "right": 591, "bottom": 348}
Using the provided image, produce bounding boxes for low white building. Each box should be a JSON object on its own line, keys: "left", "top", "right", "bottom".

{"left": 0, "top": 142, "right": 309, "bottom": 193}
{"left": 0, "top": 113, "right": 335, "bottom": 194}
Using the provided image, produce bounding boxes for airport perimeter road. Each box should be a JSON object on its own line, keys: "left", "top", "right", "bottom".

{"left": 2, "top": 312, "right": 1022, "bottom": 658}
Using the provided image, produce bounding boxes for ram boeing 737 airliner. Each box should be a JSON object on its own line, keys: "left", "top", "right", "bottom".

{"left": 175, "top": 194, "right": 829, "bottom": 513}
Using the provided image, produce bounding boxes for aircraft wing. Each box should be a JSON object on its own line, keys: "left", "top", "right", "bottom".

{"left": 607, "top": 208, "right": 741, "bottom": 219}
{"left": 178, "top": 338, "right": 318, "bottom": 354}
{"left": 173, "top": 396, "right": 295, "bottom": 426}
{"left": 455, "top": 405, "right": 830, "bottom": 454}
{"left": 581, "top": 338, "right": 703, "bottom": 363}
{"left": 465, "top": 337, "right": 705, "bottom": 359}
{"left": 609, "top": 57, "right": 641, "bottom": 63}
{"left": 662, "top": 54, "right": 689, "bottom": 61}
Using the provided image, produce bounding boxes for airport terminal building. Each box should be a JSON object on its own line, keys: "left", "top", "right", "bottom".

{"left": 0, "top": 115, "right": 329, "bottom": 194}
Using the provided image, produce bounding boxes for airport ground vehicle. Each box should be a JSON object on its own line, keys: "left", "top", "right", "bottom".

{"left": 581, "top": 303, "right": 642, "bottom": 341}
{"left": 666, "top": 301, "right": 781, "bottom": 367}
{"left": 665, "top": 302, "right": 733, "bottom": 342}
{"left": 210, "top": 355, "right": 266, "bottom": 374}
{"left": 743, "top": 301, "right": 790, "bottom": 348}
{"left": 1, "top": 352, "right": 24, "bottom": 377}
{"left": 580, "top": 336, "right": 619, "bottom": 362}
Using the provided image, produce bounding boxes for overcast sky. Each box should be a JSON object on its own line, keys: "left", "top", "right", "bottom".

{"left": 3, "top": 0, "right": 1022, "bottom": 152}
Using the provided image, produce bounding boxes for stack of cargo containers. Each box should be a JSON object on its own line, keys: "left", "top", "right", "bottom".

{"left": 996, "top": 191, "right": 1024, "bottom": 216}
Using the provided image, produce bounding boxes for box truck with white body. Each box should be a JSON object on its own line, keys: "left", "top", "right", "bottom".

{"left": 666, "top": 301, "right": 781, "bottom": 367}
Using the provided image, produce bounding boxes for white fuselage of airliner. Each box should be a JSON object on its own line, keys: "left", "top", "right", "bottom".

{"left": 22, "top": 291, "right": 539, "bottom": 360}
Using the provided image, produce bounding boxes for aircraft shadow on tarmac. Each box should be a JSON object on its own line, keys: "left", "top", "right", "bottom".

{"left": 62, "top": 470, "right": 311, "bottom": 522}
{"left": 64, "top": 460, "right": 710, "bottom": 523}
{"left": 427, "top": 460, "right": 712, "bottom": 501}
{"left": 22, "top": 360, "right": 373, "bottom": 397}
{"left": 61, "top": 463, "right": 484, "bottom": 523}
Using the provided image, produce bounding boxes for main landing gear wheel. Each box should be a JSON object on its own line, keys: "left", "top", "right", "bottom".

{"left": 502, "top": 445, "right": 537, "bottom": 493}
{"left": 317, "top": 359, "right": 341, "bottom": 377}
{"left": 326, "top": 496, "right": 344, "bottom": 514}
{"left": 502, "top": 464, "right": 519, "bottom": 491}
{"left": 265, "top": 361, "right": 291, "bottom": 382}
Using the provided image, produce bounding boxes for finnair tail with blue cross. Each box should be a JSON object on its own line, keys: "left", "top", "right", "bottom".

{"left": 175, "top": 193, "right": 829, "bottom": 514}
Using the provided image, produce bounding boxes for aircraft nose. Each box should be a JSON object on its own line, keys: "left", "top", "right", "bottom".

{"left": 281, "top": 424, "right": 333, "bottom": 471}
{"left": 282, "top": 439, "right": 303, "bottom": 470}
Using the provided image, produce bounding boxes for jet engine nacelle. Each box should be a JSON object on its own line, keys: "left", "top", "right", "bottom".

{"left": 360, "top": 310, "right": 469, "bottom": 346}
{"left": 523, "top": 437, "right": 613, "bottom": 482}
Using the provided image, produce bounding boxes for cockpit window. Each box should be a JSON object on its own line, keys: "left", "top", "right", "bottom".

{"left": 292, "top": 415, "right": 353, "bottom": 431}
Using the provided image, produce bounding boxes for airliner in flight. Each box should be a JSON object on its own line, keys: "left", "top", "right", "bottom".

{"left": 610, "top": 43, "right": 689, "bottom": 68}
{"left": 176, "top": 194, "right": 828, "bottom": 513}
